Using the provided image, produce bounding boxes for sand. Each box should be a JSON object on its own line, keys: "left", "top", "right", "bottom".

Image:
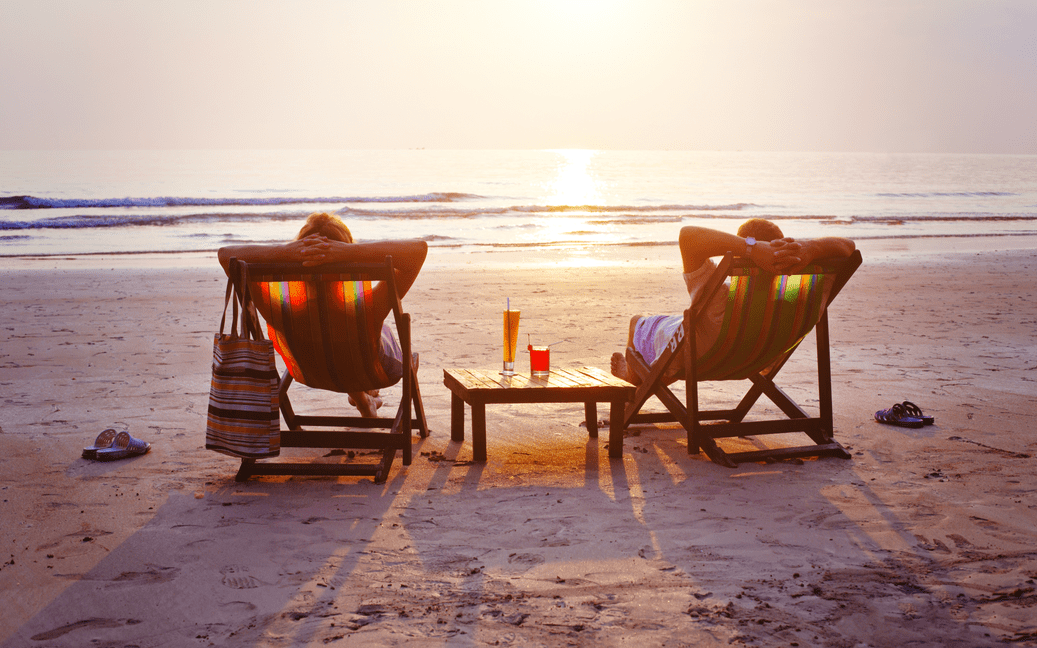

{"left": 1, "top": 237, "right": 1036, "bottom": 647}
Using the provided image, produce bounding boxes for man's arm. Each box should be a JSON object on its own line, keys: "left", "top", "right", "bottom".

{"left": 678, "top": 226, "right": 854, "bottom": 275}
{"left": 770, "top": 236, "right": 856, "bottom": 272}
{"left": 678, "top": 226, "right": 800, "bottom": 274}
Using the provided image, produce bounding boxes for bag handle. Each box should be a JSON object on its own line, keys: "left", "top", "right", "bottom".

{"left": 218, "top": 275, "right": 237, "bottom": 337}
{"left": 219, "top": 259, "right": 265, "bottom": 341}
{"left": 237, "top": 261, "right": 264, "bottom": 341}
{"left": 218, "top": 260, "right": 248, "bottom": 339}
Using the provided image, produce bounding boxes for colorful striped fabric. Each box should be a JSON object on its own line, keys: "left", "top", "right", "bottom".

{"left": 248, "top": 274, "right": 394, "bottom": 394}
{"left": 694, "top": 265, "right": 834, "bottom": 380}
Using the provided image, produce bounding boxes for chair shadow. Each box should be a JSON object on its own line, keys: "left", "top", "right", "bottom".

{"left": 4, "top": 417, "right": 1021, "bottom": 647}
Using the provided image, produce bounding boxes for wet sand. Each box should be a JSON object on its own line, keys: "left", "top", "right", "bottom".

{"left": 2, "top": 237, "right": 1036, "bottom": 647}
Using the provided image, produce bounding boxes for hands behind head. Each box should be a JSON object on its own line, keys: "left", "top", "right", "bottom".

{"left": 293, "top": 235, "right": 335, "bottom": 266}
{"left": 756, "top": 237, "right": 807, "bottom": 273}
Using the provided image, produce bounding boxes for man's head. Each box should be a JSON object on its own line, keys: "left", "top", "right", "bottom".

{"left": 737, "top": 218, "right": 783, "bottom": 242}
{"left": 296, "top": 212, "right": 354, "bottom": 243}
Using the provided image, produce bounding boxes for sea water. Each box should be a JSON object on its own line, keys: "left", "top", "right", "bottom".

{"left": 2, "top": 149, "right": 1035, "bottom": 258}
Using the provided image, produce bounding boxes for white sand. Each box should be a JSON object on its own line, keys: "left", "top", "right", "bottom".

{"left": 1, "top": 237, "right": 1036, "bottom": 646}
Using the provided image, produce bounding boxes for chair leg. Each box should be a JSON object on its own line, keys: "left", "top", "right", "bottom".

{"left": 411, "top": 368, "right": 430, "bottom": 438}
{"left": 278, "top": 371, "right": 300, "bottom": 430}
{"left": 235, "top": 459, "right": 256, "bottom": 482}
{"left": 700, "top": 436, "right": 737, "bottom": 468}
{"left": 376, "top": 447, "right": 394, "bottom": 484}
{"left": 816, "top": 313, "right": 835, "bottom": 440}
{"left": 686, "top": 321, "right": 699, "bottom": 456}
{"left": 688, "top": 362, "right": 736, "bottom": 468}
{"left": 401, "top": 423, "right": 411, "bottom": 466}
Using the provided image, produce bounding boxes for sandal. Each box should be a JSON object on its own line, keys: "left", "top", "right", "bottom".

{"left": 901, "top": 401, "right": 934, "bottom": 425}
{"left": 95, "top": 431, "right": 151, "bottom": 461}
{"left": 82, "top": 428, "right": 120, "bottom": 459}
{"left": 875, "top": 403, "right": 924, "bottom": 429}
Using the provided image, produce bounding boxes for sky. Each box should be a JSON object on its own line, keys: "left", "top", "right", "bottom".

{"left": 1, "top": 0, "right": 1035, "bottom": 153}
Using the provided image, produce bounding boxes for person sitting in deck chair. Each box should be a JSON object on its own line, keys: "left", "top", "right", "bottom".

{"left": 218, "top": 212, "right": 427, "bottom": 417}
{"left": 610, "top": 219, "right": 856, "bottom": 386}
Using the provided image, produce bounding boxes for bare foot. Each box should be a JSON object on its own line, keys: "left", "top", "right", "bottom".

{"left": 611, "top": 351, "right": 638, "bottom": 385}
{"left": 348, "top": 391, "right": 383, "bottom": 417}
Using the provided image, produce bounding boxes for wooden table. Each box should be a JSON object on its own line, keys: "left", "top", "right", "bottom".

{"left": 443, "top": 366, "right": 636, "bottom": 461}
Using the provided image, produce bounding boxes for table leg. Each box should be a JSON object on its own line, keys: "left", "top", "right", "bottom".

{"left": 472, "top": 403, "right": 487, "bottom": 462}
{"left": 584, "top": 402, "right": 598, "bottom": 438}
{"left": 609, "top": 399, "right": 625, "bottom": 459}
{"left": 450, "top": 392, "right": 465, "bottom": 443}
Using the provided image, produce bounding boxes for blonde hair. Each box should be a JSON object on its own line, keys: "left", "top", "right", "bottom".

{"left": 737, "top": 218, "right": 783, "bottom": 242}
{"left": 296, "top": 212, "right": 354, "bottom": 243}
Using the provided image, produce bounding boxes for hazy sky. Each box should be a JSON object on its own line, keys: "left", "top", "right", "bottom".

{"left": 2, "top": 0, "right": 1034, "bottom": 153}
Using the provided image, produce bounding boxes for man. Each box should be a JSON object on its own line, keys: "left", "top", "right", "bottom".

{"left": 611, "top": 219, "right": 856, "bottom": 385}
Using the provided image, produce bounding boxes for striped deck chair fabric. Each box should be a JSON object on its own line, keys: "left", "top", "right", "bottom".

{"left": 695, "top": 264, "right": 835, "bottom": 380}
{"left": 249, "top": 273, "right": 397, "bottom": 395}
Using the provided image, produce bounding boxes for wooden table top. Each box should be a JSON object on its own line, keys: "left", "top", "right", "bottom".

{"left": 443, "top": 366, "right": 633, "bottom": 395}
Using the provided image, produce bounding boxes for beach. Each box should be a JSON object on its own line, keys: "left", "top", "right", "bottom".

{"left": 1, "top": 236, "right": 1036, "bottom": 647}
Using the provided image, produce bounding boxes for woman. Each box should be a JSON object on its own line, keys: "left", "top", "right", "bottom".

{"left": 218, "top": 212, "right": 427, "bottom": 416}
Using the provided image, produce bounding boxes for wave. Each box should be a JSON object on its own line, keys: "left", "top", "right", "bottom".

{"left": 4, "top": 208, "right": 1037, "bottom": 232}
{"left": 510, "top": 202, "right": 755, "bottom": 214}
{"left": 12, "top": 190, "right": 1014, "bottom": 210}
{"left": 850, "top": 214, "right": 1037, "bottom": 223}
{"left": 876, "top": 191, "right": 1017, "bottom": 198}
{"left": 7, "top": 230, "right": 1037, "bottom": 260}
{"left": 0, "top": 201, "right": 757, "bottom": 231}
{"left": 0, "top": 192, "right": 482, "bottom": 210}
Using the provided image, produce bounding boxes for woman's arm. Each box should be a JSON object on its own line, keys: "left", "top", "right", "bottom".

{"left": 300, "top": 238, "right": 428, "bottom": 299}
{"left": 219, "top": 238, "right": 428, "bottom": 290}
{"left": 218, "top": 238, "right": 429, "bottom": 323}
{"left": 217, "top": 239, "right": 315, "bottom": 275}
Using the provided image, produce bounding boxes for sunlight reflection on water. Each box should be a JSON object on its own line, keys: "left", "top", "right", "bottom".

{"left": 544, "top": 149, "right": 604, "bottom": 207}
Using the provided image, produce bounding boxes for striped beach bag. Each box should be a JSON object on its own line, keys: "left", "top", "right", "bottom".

{"left": 205, "top": 275, "right": 280, "bottom": 459}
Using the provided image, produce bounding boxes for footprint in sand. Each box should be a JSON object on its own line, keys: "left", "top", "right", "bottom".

{"left": 31, "top": 618, "right": 142, "bottom": 641}
{"left": 112, "top": 565, "right": 180, "bottom": 583}
{"left": 913, "top": 535, "right": 952, "bottom": 553}
{"left": 947, "top": 533, "right": 979, "bottom": 550}
{"left": 221, "top": 601, "right": 257, "bottom": 612}
{"left": 507, "top": 553, "right": 546, "bottom": 567}
{"left": 220, "top": 565, "right": 260, "bottom": 589}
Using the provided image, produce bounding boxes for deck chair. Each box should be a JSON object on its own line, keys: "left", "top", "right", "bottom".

{"left": 227, "top": 255, "right": 429, "bottom": 483}
{"left": 620, "top": 250, "right": 862, "bottom": 467}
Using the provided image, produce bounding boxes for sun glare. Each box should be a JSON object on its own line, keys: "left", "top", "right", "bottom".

{"left": 545, "top": 149, "right": 601, "bottom": 206}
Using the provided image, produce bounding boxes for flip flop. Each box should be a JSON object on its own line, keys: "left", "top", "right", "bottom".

{"left": 95, "top": 431, "right": 151, "bottom": 461}
{"left": 901, "top": 401, "right": 934, "bottom": 425}
{"left": 874, "top": 403, "right": 925, "bottom": 429}
{"left": 82, "top": 428, "right": 120, "bottom": 459}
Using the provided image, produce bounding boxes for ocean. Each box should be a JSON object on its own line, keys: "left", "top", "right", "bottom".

{"left": 2, "top": 149, "right": 1036, "bottom": 258}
